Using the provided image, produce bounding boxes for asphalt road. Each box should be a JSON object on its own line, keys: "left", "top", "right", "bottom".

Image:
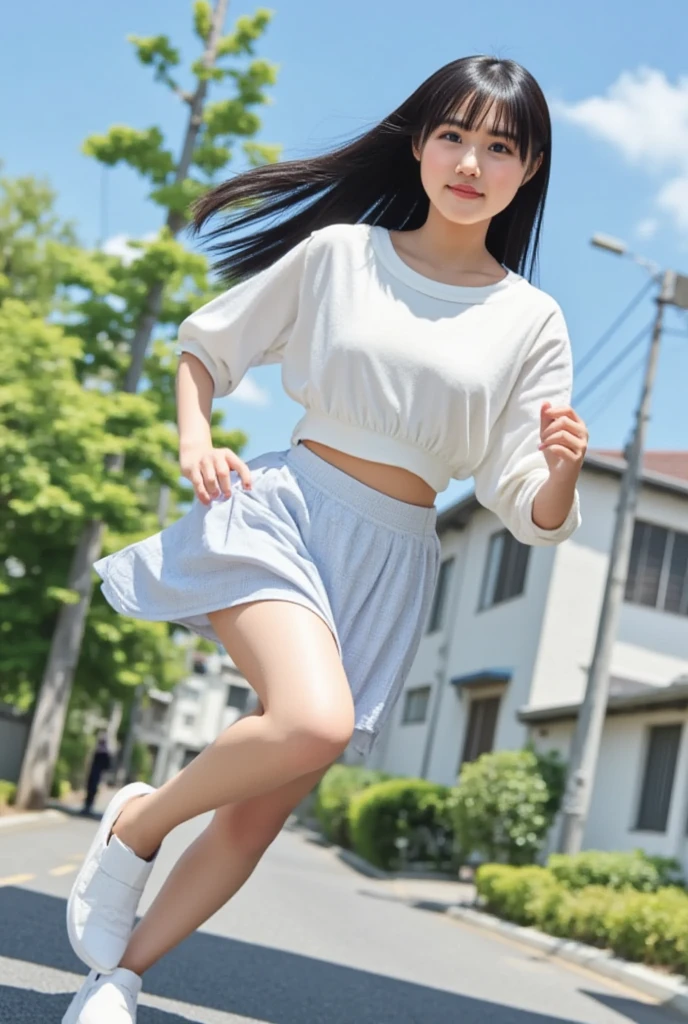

{"left": 0, "top": 810, "right": 685, "bottom": 1024}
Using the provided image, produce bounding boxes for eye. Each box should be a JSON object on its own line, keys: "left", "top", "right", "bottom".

{"left": 440, "top": 131, "right": 461, "bottom": 143}
{"left": 490, "top": 142, "right": 513, "bottom": 155}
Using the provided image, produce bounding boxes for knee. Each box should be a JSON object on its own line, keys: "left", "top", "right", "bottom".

{"left": 286, "top": 709, "right": 355, "bottom": 772}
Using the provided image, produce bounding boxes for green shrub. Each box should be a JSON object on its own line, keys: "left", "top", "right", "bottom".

{"left": 0, "top": 780, "right": 17, "bottom": 807}
{"left": 452, "top": 749, "right": 561, "bottom": 866}
{"left": 314, "top": 765, "right": 390, "bottom": 848}
{"left": 475, "top": 862, "right": 688, "bottom": 976}
{"left": 547, "top": 849, "right": 683, "bottom": 892}
{"left": 476, "top": 864, "right": 559, "bottom": 925}
{"left": 348, "top": 778, "right": 455, "bottom": 872}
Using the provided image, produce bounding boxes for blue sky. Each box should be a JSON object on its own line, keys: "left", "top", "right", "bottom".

{"left": 2, "top": 0, "right": 687, "bottom": 511}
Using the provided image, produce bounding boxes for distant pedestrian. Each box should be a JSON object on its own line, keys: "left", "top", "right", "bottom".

{"left": 80, "top": 732, "right": 112, "bottom": 816}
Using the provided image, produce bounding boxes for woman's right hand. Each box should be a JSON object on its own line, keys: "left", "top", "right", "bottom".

{"left": 179, "top": 439, "right": 252, "bottom": 505}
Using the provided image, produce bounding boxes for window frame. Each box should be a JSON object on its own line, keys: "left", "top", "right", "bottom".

{"left": 426, "top": 557, "right": 455, "bottom": 634}
{"left": 479, "top": 529, "right": 530, "bottom": 611}
{"left": 634, "top": 723, "right": 683, "bottom": 833}
{"left": 402, "top": 685, "right": 432, "bottom": 725}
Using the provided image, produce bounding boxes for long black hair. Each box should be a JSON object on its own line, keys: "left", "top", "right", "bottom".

{"left": 192, "top": 55, "right": 552, "bottom": 284}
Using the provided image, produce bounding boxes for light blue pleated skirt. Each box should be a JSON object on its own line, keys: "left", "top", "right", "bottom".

{"left": 94, "top": 442, "right": 441, "bottom": 754}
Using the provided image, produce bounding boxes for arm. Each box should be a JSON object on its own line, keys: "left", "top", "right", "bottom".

{"left": 473, "top": 307, "right": 584, "bottom": 546}
{"left": 176, "top": 351, "right": 252, "bottom": 504}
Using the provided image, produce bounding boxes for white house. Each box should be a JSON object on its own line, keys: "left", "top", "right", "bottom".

{"left": 135, "top": 649, "right": 258, "bottom": 786}
{"left": 363, "top": 450, "right": 688, "bottom": 874}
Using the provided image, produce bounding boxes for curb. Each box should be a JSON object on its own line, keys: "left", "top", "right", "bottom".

{"left": 0, "top": 809, "right": 68, "bottom": 832}
{"left": 448, "top": 905, "right": 688, "bottom": 1016}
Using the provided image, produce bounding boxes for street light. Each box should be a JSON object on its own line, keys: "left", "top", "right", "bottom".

{"left": 557, "top": 235, "right": 688, "bottom": 856}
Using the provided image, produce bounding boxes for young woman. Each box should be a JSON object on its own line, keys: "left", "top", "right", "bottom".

{"left": 63, "top": 54, "right": 587, "bottom": 1022}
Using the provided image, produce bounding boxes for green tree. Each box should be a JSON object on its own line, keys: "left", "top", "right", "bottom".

{"left": 16, "top": 1, "right": 282, "bottom": 808}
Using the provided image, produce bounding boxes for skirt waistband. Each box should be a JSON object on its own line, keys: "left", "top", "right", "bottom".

{"left": 286, "top": 443, "right": 438, "bottom": 536}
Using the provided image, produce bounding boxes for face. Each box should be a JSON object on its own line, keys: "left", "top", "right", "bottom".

{"left": 413, "top": 100, "right": 543, "bottom": 227}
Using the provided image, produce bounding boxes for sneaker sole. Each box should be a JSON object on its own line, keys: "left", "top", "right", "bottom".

{"left": 66, "top": 782, "right": 154, "bottom": 973}
{"left": 61, "top": 972, "right": 96, "bottom": 1024}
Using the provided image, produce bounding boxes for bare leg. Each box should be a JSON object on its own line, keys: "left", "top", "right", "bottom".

{"left": 120, "top": 761, "right": 330, "bottom": 976}
{"left": 113, "top": 600, "right": 352, "bottom": 858}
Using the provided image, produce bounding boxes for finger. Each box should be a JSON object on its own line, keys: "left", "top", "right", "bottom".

{"left": 227, "top": 451, "right": 252, "bottom": 490}
{"left": 214, "top": 453, "right": 232, "bottom": 498}
{"left": 190, "top": 471, "right": 210, "bottom": 505}
{"left": 541, "top": 444, "right": 581, "bottom": 462}
{"left": 200, "top": 456, "right": 220, "bottom": 499}
{"left": 541, "top": 417, "right": 585, "bottom": 441}
{"left": 540, "top": 434, "right": 585, "bottom": 455}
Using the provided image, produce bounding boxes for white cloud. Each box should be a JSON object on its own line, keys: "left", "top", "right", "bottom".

{"left": 229, "top": 376, "right": 271, "bottom": 407}
{"left": 636, "top": 217, "right": 659, "bottom": 240}
{"left": 102, "top": 232, "right": 158, "bottom": 266}
{"left": 553, "top": 68, "right": 688, "bottom": 235}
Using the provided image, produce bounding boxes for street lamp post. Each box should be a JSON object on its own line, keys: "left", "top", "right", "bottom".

{"left": 557, "top": 236, "right": 688, "bottom": 856}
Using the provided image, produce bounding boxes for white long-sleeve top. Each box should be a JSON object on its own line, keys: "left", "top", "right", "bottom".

{"left": 178, "top": 222, "right": 581, "bottom": 546}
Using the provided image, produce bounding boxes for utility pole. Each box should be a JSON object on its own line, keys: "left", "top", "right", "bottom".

{"left": 558, "top": 238, "right": 688, "bottom": 854}
{"left": 15, "top": 0, "right": 231, "bottom": 809}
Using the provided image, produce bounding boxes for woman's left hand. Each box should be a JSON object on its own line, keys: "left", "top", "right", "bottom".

{"left": 539, "top": 402, "right": 589, "bottom": 477}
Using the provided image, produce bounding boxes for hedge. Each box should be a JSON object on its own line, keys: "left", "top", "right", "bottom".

{"left": 546, "top": 849, "right": 682, "bottom": 892}
{"left": 476, "top": 863, "right": 688, "bottom": 975}
{"left": 348, "top": 778, "right": 455, "bottom": 872}
{"left": 314, "top": 765, "right": 390, "bottom": 848}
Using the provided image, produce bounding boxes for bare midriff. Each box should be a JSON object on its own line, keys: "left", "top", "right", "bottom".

{"left": 299, "top": 440, "right": 437, "bottom": 508}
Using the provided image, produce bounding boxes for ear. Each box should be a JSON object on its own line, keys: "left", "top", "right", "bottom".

{"left": 522, "top": 150, "right": 544, "bottom": 186}
{"left": 411, "top": 135, "right": 422, "bottom": 162}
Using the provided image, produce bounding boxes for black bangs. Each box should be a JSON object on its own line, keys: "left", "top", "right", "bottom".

{"left": 414, "top": 60, "right": 549, "bottom": 167}
{"left": 192, "top": 55, "right": 552, "bottom": 284}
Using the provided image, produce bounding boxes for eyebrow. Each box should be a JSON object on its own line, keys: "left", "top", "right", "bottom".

{"left": 440, "top": 117, "right": 518, "bottom": 144}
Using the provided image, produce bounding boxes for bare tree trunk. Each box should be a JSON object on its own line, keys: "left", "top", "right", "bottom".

{"left": 16, "top": 0, "right": 231, "bottom": 809}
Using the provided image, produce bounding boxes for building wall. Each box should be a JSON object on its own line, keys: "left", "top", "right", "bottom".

{"left": 532, "top": 710, "right": 688, "bottom": 875}
{"left": 533, "top": 475, "right": 688, "bottom": 714}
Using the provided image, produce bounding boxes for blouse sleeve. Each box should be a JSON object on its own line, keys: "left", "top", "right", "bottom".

{"left": 472, "top": 306, "right": 582, "bottom": 547}
{"left": 177, "top": 233, "right": 312, "bottom": 397}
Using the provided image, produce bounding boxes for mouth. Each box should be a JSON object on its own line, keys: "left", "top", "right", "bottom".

{"left": 447, "top": 184, "right": 484, "bottom": 199}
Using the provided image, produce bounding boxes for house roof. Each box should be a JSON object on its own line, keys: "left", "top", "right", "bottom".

{"left": 518, "top": 675, "right": 688, "bottom": 724}
{"left": 437, "top": 449, "right": 688, "bottom": 535}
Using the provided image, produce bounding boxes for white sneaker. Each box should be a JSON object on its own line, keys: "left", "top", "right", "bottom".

{"left": 62, "top": 968, "right": 141, "bottom": 1023}
{"left": 67, "top": 782, "right": 157, "bottom": 973}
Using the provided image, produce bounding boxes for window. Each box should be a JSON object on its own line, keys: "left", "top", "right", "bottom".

{"left": 626, "top": 521, "right": 688, "bottom": 616}
{"left": 480, "top": 530, "right": 530, "bottom": 610}
{"left": 427, "top": 557, "right": 454, "bottom": 633}
{"left": 227, "top": 685, "right": 249, "bottom": 711}
{"left": 402, "top": 686, "right": 431, "bottom": 724}
{"left": 460, "top": 696, "right": 500, "bottom": 765}
{"left": 183, "top": 713, "right": 196, "bottom": 728}
{"left": 636, "top": 724, "right": 682, "bottom": 832}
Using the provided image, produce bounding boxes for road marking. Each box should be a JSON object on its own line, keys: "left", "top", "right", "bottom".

{"left": 0, "top": 873, "right": 35, "bottom": 886}
{"left": 49, "top": 864, "right": 78, "bottom": 877}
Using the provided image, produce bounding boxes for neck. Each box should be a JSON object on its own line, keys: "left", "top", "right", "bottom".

{"left": 411, "top": 208, "right": 495, "bottom": 273}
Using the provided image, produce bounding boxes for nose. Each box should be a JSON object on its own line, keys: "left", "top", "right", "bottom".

{"left": 456, "top": 147, "right": 481, "bottom": 178}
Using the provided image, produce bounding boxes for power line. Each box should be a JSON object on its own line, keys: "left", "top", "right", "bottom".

{"left": 573, "top": 320, "right": 653, "bottom": 407}
{"left": 581, "top": 353, "right": 647, "bottom": 426}
{"left": 575, "top": 277, "right": 656, "bottom": 377}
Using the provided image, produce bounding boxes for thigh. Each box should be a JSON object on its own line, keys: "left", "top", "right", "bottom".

{"left": 207, "top": 599, "right": 355, "bottom": 741}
